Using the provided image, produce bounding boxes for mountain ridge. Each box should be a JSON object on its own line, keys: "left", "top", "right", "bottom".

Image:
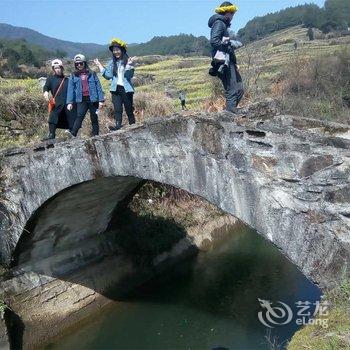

{"left": 0, "top": 23, "right": 106, "bottom": 57}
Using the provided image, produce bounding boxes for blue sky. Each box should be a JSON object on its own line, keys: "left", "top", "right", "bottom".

{"left": 1, "top": 0, "right": 325, "bottom": 44}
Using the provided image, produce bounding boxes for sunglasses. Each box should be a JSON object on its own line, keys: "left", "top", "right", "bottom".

{"left": 76, "top": 62, "right": 84, "bottom": 66}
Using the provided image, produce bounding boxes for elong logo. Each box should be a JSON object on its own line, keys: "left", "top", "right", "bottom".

{"left": 257, "top": 298, "right": 329, "bottom": 328}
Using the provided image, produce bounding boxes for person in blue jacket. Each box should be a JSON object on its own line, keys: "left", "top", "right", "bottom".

{"left": 94, "top": 38, "right": 136, "bottom": 131}
{"left": 67, "top": 54, "right": 104, "bottom": 137}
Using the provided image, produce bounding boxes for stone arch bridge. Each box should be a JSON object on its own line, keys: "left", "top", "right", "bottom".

{"left": 0, "top": 102, "right": 349, "bottom": 292}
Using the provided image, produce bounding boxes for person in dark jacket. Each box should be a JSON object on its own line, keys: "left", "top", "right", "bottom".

{"left": 94, "top": 38, "right": 136, "bottom": 131}
{"left": 179, "top": 90, "right": 187, "bottom": 110}
{"left": 42, "top": 59, "right": 76, "bottom": 140}
{"left": 67, "top": 54, "right": 105, "bottom": 137}
{"left": 208, "top": 2, "right": 244, "bottom": 113}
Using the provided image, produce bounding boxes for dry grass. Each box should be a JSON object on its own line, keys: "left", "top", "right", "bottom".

{"left": 130, "top": 181, "right": 224, "bottom": 229}
{"left": 275, "top": 48, "right": 350, "bottom": 123}
{"left": 133, "top": 91, "right": 175, "bottom": 121}
{"left": 0, "top": 79, "right": 47, "bottom": 148}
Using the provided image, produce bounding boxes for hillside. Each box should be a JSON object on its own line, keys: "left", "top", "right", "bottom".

{"left": 0, "top": 38, "right": 58, "bottom": 77}
{"left": 0, "top": 23, "right": 211, "bottom": 60}
{"left": 120, "top": 26, "right": 349, "bottom": 111}
{"left": 0, "top": 23, "right": 105, "bottom": 58}
{"left": 96, "top": 34, "right": 211, "bottom": 60}
{"left": 238, "top": 0, "right": 350, "bottom": 43}
{"left": 0, "top": 26, "right": 349, "bottom": 149}
{"left": 127, "top": 34, "right": 211, "bottom": 57}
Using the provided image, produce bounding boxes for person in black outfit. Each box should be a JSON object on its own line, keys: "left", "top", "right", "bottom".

{"left": 127, "top": 91, "right": 135, "bottom": 112}
{"left": 43, "top": 59, "right": 76, "bottom": 140}
{"left": 208, "top": 2, "right": 244, "bottom": 113}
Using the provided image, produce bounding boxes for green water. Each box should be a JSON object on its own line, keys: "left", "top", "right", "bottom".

{"left": 47, "top": 226, "right": 321, "bottom": 350}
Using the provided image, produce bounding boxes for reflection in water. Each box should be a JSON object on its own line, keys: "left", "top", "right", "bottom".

{"left": 47, "top": 225, "right": 321, "bottom": 350}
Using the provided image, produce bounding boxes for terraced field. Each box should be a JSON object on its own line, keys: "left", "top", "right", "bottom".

{"left": 135, "top": 57, "right": 212, "bottom": 108}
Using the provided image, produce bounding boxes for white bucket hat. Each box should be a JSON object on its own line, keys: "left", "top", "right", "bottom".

{"left": 51, "top": 58, "right": 63, "bottom": 67}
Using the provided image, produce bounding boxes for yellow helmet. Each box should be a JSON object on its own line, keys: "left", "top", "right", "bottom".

{"left": 109, "top": 38, "right": 127, "bottom": 51}
{"left": 215, "top": 2, "right": 238, "bottom": 14}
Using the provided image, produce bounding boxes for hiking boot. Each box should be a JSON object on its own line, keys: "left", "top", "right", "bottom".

{"left": 108, "top": 125, "right": 121, "bottom": 132}
{"left": 42, "top": 133, "right": 55, "bottom": 141}
{"left": 65, "top": 130, "right": 75, "bottom": 138}
{"left": 226, "top": 107, "right": 240, "bottom": 116}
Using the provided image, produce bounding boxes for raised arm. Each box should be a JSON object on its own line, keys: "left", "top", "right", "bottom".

{"left": 125, "top": 56, "right": 136, "bottom": 79}
{"left": 93, "top": 58, "right": 104, "bottom": 72}
{"left": 100, "top": 60, "right": 114, "bottom": 80}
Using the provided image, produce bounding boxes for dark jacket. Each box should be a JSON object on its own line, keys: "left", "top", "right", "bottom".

{"left": 67, "top": 71, "right": 104, "bottom": 104}
{"left": 43, "top": 75, "right": 68, "bottom": 106}
{"left": 208, "top": 14, "right": 237, "bottom": 64}
{"left": 43, "top": 74, "right": 75, "bottom": 128}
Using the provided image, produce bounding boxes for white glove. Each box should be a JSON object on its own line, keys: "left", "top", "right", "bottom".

{"left": 222, "top": 36, "right": 230, "bottom": 44}
{"left": 67, "top": 103, "right": 73, "bottom": 111}
{"left": 43, "top": 91, "right": 49, "bottom": 101}
{"left": 230, "top": 40, "right": 243, "bottom": 49}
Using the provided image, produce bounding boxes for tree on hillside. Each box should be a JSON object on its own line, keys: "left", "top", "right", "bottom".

{"left": 2, "top": 48, "right": 20, "bottom": 71}
{"left": 237, "top": 5, "right": 307, "bottom": 42}
{"left": 237, "top": 0, "right": 350, "bottom": 43}
{"left": 54, "top": 49, "right": 67, "bottom": 58}
{"left": 127, "top": 34, "right": 211, "bottom": 56}
{"left": 19, "top": 44, "right": 34, "bottom": 63}
{"left": 307, "top": 27, "right": 314, "bottom": 41}
{"left": 302, "top": 4, "right": 325, "bottom": 28}
{"left": 324, "top": 0, "right": 350, "bottom": 31}
{"left": 19, "top": 44, "right": 40, "bottom": 67}
{"left": 0, "top": 38, "right": 55, "bottom": 74}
